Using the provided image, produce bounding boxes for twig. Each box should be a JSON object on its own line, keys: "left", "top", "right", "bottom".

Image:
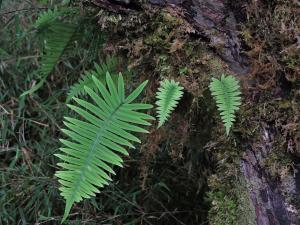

{"left": 0, "top": 104, "right": 9, "bottom": 114}
{"left": 0, "top": 147, "right": 17, "bottom": 152}
{"left": 2, "top": 55, "right": 39, "bottom": 64}
{"left": 0, "top": 7, "right": 48, "bottom": 16}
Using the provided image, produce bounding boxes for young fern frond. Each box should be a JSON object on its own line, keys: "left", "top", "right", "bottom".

{"left": 209, "top": 74, "right": 241, "bottom": 135}
{"left": 156, "top": 79, "right": 184, "bottom": 127}
{"left": 56, "top": 72, "right": 154, "bottom": 222}
{"left": 67, "top": 57, "right": 118, "bottom": 102}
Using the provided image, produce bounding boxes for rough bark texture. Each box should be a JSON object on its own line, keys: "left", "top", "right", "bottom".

{"left": 241, "top": 126, "right": 300, "bottom": 225}
{"left": 92, "top": 0, "right": 249, "bottom": 75}
{"left": 148, "top": 0, "right": 250, "bottom": 75}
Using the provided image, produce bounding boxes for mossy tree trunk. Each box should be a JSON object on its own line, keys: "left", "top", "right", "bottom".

{"left": 88, "top": 0, "right": 300, "bottom": 224}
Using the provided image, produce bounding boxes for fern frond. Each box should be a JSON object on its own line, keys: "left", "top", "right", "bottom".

{"left": 35, "top": 8, "right": 61, "bottom": 30}
{"left": 40, "top": 22, "right": 77, "bottom": 77}
{"left": 55, "top": 72, "right": 154, "bottom": 222}
{"left": 67, "top": 57, "right": 118, "bottom": 102}
{"left": 156, "top": 79, "right": 184, "bottom": 128}
{"left": 21, "top": 11, "right": 78, "bottom": 97}
{"left": 35, "top": 8, "right": 79, "bottom": 31}
{"left": 209, "top": 74, "right": 241, "bottom": 135}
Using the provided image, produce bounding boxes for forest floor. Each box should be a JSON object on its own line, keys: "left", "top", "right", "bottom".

{"left": 0, "top": 0, "right": 299, "bottom": 225}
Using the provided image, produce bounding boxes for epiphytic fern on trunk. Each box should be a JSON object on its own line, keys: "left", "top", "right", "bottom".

{"left": 209, "top": 74, "right": 241, "bottom": 135}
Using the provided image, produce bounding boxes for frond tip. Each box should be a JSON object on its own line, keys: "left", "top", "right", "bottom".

{"left": 66, "top": 57, "right": 118, "bottom": 102}
{"left": 35, "top": 8, "right": 61, "bottom": 30}
{"left": 55, "top": 72, "right": 154, "bottom": 222}
{"left": 156, "top": 79, "right": 184, "bottom": 128}
{"left": 209, "top": 74, "right": 241, "bottom": 135}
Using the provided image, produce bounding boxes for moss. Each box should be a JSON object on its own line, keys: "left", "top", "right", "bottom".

{"left": 97, "top": 5, "right": 286, "bottom": 225}
{"left": 207, "top": 175, "right": 239, "bottom": 225}
{"left": 263, "top": 149, "right": 294, "bottom": 178}
{"left": 155, "top": 54, "right": 172, "bottom": 76}
{"left": 205, "top": 139, "right": 246, "bottom": 224}
{"left": 241, "top": 0, "right": 299, "bottom": 89}
{"left": 144, "top": 11, "right": 183, "bottom": 47}
{"left": 97, "top": 1, "right": 300, "bottom": 224}
{"left": 235, "top": 173, "right": 256, "bottom": 225}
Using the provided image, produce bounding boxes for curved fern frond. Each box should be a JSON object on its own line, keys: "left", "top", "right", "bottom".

{"left": 209, "top": 74, "right": 241, "bottom": 135}
{"left": 156, "top": 79, "right": 184, "bottom": 128}
{"left": 56, "top": 72, "right": 154, "bottom": 222}
{"left": 21, "top": 10, "right": 78, "bottom": 97}
{"left": 67, "top": 57, "right": 118, "bottom": 102}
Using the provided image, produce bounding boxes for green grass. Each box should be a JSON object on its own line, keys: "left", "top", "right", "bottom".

{"left": 0, "top": 1, "right": 100, "bottom": 223}
{"left": 0, "top": 5, "right": 65, "bottom": 221}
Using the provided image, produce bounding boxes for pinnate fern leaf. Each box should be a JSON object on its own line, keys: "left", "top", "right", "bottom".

{"left": 209, "top": 74, "right": 241, "bottom": 135}
{"left": 55, "top": 72, "right": 154, "bottom": 222}
{"left": 156, "top": 79, "right": 184, "bottom": 127}
{"left": 67, "top": 57, "right": 118, "bottom": 102}
{"left": 21, "top": 9, "right": 78, "bottom": 97}
{"left": 40, "top": 22, "right": 77, "bottom": 76}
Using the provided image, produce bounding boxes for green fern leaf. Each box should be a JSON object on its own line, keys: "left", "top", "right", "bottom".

{"left": 66, "top": 57, "right": 118, "bottom": 102}
{"left": 156, "top": 79, "right": 184, "bottom": 128}
{"left": 21, "top": 11, "right": 78, "bottom": 97}
{"left": 35, "top": 8, "right": 79, "bottom": 31}
{"left": 40, "top": 22, "right": 77, "bottom": 76}
{"left": 209, "top": 74, "right": 241, "bottom": 135}
{"left": 34, "top": 8, "right": 61, "bottom": 30}
{"left": 56, "top": 72, "right": 154, "bottom": 222}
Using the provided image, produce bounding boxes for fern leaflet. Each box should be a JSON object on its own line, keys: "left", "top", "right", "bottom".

{"left": 34, "top": 8, "right": 61, "bottom": 30}
{"left": 156, "top": 79, "right": 184, "bottom": 127}
{"left": 56, "top": 72, "right": 154, "bottom": 222}
{"left": 66, "top": 57, "right": 118, "bottom": 102}
{"left": 34, "top": 8, "right": 79, "bottom": 31}
{"left": 209, "top": 74, "right": 241, "bottom": 135}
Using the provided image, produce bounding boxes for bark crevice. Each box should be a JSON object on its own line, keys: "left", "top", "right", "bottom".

{"left": 92, "top": 0, "right": 250, "bottom": 74}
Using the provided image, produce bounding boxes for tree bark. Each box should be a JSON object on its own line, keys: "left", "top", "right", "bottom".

{"left": 92, "top": 0, "right": 249, "bottom": 75}
{"left": 241, "top": 126, "right": 300, "bottom": 225}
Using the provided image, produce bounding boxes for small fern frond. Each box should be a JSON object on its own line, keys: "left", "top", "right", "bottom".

{"left": 55, "top": 72, "right": 154, "bottom": 222}
{"left": 209, "top": 74, "right": 241, "bottom": 135}
{"left": 156, "top": 79, "right": 184, "bottom": 128}
{"left": 67, "top": 57, "right": 118, "bottom": 102}
{"left": 21, "top": 11, "right": 79, "bottom": 97}
{"left": 40, "top": 22, "right": 77, "bottom": 77}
